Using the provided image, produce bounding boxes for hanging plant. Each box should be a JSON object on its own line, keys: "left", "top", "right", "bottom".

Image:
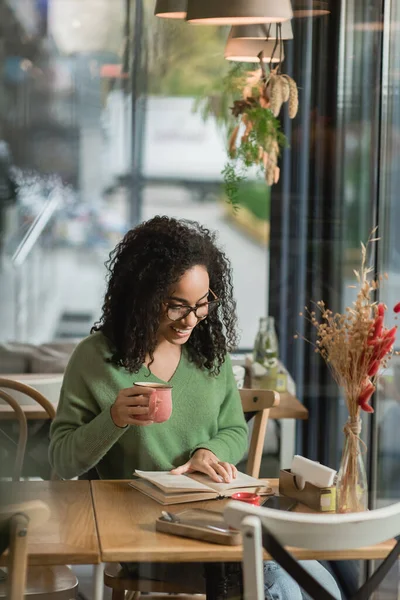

{"left": 197, "top": 50, "right": 299, "bottom": 206}
{"left": 224, "top": 53, "right": 299, "bottom": 201}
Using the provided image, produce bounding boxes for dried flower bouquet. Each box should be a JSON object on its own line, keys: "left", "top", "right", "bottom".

{"left": 298, "top": 230, "right": 398, "bottom": 512}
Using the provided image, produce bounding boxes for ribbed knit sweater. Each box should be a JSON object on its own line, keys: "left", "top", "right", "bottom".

{"left": 49, "top": 331, "right": 248, "bottom": 480}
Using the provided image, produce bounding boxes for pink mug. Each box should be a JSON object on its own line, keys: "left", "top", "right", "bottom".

{"left": 133, "top": 382, "right": 173, "bottom": 423}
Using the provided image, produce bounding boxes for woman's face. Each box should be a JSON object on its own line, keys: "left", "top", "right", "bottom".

{"left": 157, "top": 265, "right": 210, "bottom": 346}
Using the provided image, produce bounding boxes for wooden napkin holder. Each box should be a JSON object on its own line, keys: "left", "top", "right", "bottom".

{"left": 279, "top": 469, "right": 336, "bottom": 513}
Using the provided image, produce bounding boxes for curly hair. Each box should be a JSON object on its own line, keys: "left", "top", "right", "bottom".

{"left": 92, "top": 216, "right": 239, "bottom": 375}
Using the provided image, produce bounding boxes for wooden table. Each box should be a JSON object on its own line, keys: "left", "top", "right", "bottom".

{"left": 0, "top": 403, "right": 59, "bottom": 420}
{"left": 269, "top": 392, "right": 308, "bottom": 420}
{"left": 0, "top": 402, "right": 58, "bottom": 421}
{"left": 0, "top": 481, "right": 99, "bottom": 566}
{"left": 91, "top": 479, "right": 395, "bottom": 564}
{"left": 0, "top": 392, "right": 307, "bottom": 422}
{"left": 0, "top": 480, "right": 104, "bottom": 600}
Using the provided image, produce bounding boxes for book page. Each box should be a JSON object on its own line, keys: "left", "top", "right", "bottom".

{"left": 188, "top": 471, "right": 265, "bottom": 493}
{"left": 129, "top": 479, "right": 218, "bottom": 505}
{"left": 134, "top": 470, "right": 214, "bottom": 493}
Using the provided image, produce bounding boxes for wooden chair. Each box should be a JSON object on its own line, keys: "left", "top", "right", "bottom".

{"left": 0, "top": 378, "right": 78, "bottom": 600}
{"left": 0, "top": 378, "right": 57, "bottom": 480}
{"left": 0, "top": 388, "right": 28, "bottom": 481}
{"left": 104, "top": 388, "right": 280, "bottom": 600}
{"left": 0, "top": 378, "right": 57, "bottom": 419}
{"left": 0, "top": 500, "right": 50, "bottom": 600}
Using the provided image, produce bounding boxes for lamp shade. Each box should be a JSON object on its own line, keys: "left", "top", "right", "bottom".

{"left": 292, "top": 1, "right": 330, "bottom": 17}
{"left": 155, "top": 0, "right": 187, "bottom": 19}
{"left": 231, "top": 22, "right": 293, "bottom": 40}
{"left": 225, "top": 32, "right": 285, "bottom": 62}
{"left": 186, "top": 0, "right": 293, "bottom": 25}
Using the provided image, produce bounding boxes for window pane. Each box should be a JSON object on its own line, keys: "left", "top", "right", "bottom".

{"left": 376, "top": 0, "right": 400, "bottom": 503}
{"left": 0, "top": 0, "right": 129, "bottom": 342}
{"left": 141, "top": 15, "right": 268, "bottom": 348}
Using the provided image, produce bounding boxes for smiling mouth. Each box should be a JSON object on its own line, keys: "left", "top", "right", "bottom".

{"left": 171, "top": 327, "right": 193, "bottom": 334}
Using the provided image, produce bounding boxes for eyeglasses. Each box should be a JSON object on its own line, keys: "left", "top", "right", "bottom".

{"left": 164, "top": 288, "right": 220, "bottom": 322}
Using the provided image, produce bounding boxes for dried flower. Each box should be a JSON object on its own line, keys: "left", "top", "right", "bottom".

{"left": 299, "top": 229, "right": 397, "bottom": 418}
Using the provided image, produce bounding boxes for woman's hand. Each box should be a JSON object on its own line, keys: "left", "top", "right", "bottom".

{"left": 110, "top": 386, "right": 155, "bottom": 428}
{"left": 170, "top": 449, "right": 237, "bottom": 483}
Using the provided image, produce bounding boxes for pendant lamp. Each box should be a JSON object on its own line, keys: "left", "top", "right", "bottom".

{"left": 155, "top": 0, "right": 187, "bottom": 19}
{"left": 292, "top": 1, "right": 330, "bottom": 17}
{"left": 186, "top": 0, "right": 293, "bottom": 25}
{"left": 225, "top": 31, "right": 285, "bottom": 62}
{"left": 231, "top": 21, "right": 293, "bottom": 40}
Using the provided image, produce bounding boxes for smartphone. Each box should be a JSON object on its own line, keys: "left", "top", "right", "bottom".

{"left": 261, "top": 495, "right": 298, "bottom": 511}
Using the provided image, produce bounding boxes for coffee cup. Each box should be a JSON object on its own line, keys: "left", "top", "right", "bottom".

{"left": 133, "top": 382, "right": 173, "bottom": 423}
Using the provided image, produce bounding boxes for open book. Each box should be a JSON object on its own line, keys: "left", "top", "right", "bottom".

{"left": 129, "top": 469, "right": 271, "bottom": 505}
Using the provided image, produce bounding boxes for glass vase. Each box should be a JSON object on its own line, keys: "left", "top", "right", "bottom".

{"left": 336, "top": 417, "right": 368, "bottom": 513}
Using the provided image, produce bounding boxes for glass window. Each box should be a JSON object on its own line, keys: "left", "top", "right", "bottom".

{"left": 376, "top": 0, "right": 400, "bottom": 504}
{"left": 0, "top": 0, "right": 130, "bottom": 342}
{"left": 0, "top": 1, "right": 267, "bottom": 350}
{"left": 335, "top": 0, "right": 383, "bottom": 473}
{"left": 141, "top": 13, "right": 268, "bottom": 348}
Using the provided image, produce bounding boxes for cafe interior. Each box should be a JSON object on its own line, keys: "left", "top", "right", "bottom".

{"left": 1, "top": 0, "right": 400, "bottom": 598}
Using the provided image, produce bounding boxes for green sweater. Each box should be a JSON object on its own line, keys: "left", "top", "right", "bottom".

{"left": 49, "top": 332, "right": 248, "bottom": 480}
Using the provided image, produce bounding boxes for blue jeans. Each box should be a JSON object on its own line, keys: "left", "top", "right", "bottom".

{"left": 122, "top": 560, "right": 341, "bottom": 599}
{"left": 264, "top": 560, "right": 341, "bottom": 599}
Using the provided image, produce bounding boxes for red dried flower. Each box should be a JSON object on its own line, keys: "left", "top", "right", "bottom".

{"left": 378, "top": 303, "right": 385, "bottom": 317}
{"left": 367, "top": 360, "right": 380, "bottom": 377}
{"left": 369, "top": 315, "right": 384, "bottom": 344}
{"left": 394, "top": 302, "right": 400, "bottom": 314}
{"left": 358, "top": 381, "right": 375, "bottom": 413}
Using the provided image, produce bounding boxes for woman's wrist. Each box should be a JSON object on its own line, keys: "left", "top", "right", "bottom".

{"left": 110, "top": 406, "right": 128, "bottom": 429}
{"left": 193, "top": 448, "right": 218, "bottom": 460}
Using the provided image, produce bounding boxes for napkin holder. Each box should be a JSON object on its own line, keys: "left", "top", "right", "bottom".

{"left": 245, "top": 355, "right": 296, "bottom": 394}
{"left": 279, "top": 469, "right": 336, "bottom": 513}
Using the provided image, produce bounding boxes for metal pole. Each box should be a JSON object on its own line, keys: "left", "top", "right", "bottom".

{"left": 129, "top": 0, "right": 146, "bottom": 227}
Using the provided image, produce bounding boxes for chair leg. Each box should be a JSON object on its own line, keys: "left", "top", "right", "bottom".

{"left": 112, "top": 590, "right": 126, "bottom": 600}
{"left": 8, "top": 513, "right": 29, "bottom": 600}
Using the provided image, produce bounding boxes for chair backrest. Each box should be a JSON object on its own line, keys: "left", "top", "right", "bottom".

{"left": 0, "top": 390, "right": 28, "bottom": 481}
{"left": 0, "top": 378, "right": 58, "bottom": 480}
{"left": 0, "top": 378, "right": 57, "bottom": 420}
{"left": 239, "top": 388, "right": 280, "bottom": 478}
{"left": 224, "top": 500, "right": 400, "bottom": 600}
{"left": 0, "top": 500, "right": 50, "bottom": 600}
{"left": 224, "top": 499, "right": 400, "bottom": 551}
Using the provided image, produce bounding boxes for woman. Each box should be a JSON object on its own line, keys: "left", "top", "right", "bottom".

{"left": 49, "top": 216, "right": 341, "bottom": 600}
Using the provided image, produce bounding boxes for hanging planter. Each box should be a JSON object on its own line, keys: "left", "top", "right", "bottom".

{"left": 196, "top": 24, "right": 299, "bottom": 204}
{"left": 223, "top": 53, "right": 298, "bottom": 200}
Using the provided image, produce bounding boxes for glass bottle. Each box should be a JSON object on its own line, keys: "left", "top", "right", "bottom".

{"left": 253, "top": 317, "right": 268, "bottom": 366}
{"left": 336, "top": 416, "right": 368, "bottom": 513}
{"left": 253, "top": 317, "right": 279, "bottom": 388}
